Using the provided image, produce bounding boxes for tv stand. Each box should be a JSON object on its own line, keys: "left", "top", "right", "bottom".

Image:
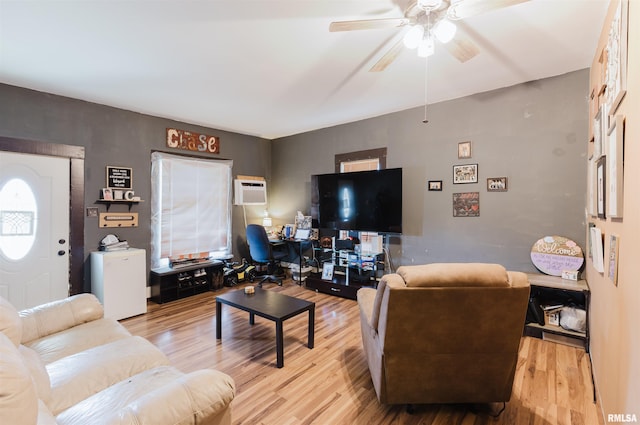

{"left": 306, "top": 248, "right": 383, "bottom": 300}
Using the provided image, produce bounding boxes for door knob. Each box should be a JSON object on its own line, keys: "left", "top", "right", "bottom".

{"left": 58, "top": 239, "right": 66, "bottom": 244}
{"left": 58, "top": 250, "right": 66, "bottom": 256}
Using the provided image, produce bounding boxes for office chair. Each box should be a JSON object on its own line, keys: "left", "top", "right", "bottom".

{"left": 246, "top": 224, "right": 287, "bottom": 287}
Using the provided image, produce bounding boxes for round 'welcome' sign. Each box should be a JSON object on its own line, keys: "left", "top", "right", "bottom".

{"left": 530, "top": 235, "right": 584, "bottom": 276}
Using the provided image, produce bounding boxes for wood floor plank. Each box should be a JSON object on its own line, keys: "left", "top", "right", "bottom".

{"left": 121, "top": 281, "right": 604, "bottom": 425}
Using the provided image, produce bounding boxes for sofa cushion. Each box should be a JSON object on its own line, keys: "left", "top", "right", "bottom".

{"left": 25, "top": 317, "right": 131, "bottom": 365}
{"left": 20, "top": 293, "right": 104, "bottom": 344}
{"left": 0, "top": 295, "right": 22, "bottom": 346}
{"left": 47, "top": 336, "right": 171, "bottom": 415}
{"left": 0, "top": 332, "right": 38, "bottom": 425}
{"left": 56, "top": 366, "right": 236, "bottom": 425}
{"left": 397, "top": 263, "right": 509, "bottom": 288}
{"left": 19, "top": 345, "right": 52, "bottom": 405}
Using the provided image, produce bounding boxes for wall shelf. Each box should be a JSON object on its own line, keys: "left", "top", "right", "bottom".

{"left": 96, "top": 199, "right": 144, "bottom": 211}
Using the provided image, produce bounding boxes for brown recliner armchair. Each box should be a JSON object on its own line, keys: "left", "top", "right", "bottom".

{"left": 357, "top": 263, "right": 529, "bottom": 405}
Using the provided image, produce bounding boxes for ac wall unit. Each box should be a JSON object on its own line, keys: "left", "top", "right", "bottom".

{"left": 234, "top": 178, "right": 267, "bottom": 205}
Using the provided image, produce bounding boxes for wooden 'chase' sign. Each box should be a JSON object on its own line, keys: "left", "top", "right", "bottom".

{"left": 166, "top": 128, "right": 219, "bottom": 154}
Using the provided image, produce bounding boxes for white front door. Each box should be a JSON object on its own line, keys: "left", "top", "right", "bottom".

{"left": 0, "top": 151, "right": 70, "bottom": 310}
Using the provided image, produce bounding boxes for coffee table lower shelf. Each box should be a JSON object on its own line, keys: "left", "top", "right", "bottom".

{"left": 305, "top": 273, "right": 376, "bottom": 300}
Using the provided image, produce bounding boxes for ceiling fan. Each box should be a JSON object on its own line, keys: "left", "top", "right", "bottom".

{"left": 329, "top": 0, "right": 530, "bottom": 72}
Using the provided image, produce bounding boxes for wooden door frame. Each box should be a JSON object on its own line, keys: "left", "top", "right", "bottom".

{"left": 0, "top": 136, "right": 85, "bottom": 296}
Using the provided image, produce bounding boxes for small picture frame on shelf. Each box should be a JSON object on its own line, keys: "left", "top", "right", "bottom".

{"left": 321, "top": 262, "right": 334, "bottom": 280}
{"left": 487, "top": 177, "right": 508, "bottom": 192}
{"left": 428, "top": 180, "right": 442, "bottom": 191}
{"left": 113, "top": 190, "right": 124, "bottom": 200}
{"left": 101, "top": 188, "right": 113, "bottom": 200}
{"left": 458, "top": 141, "right": 472, "bottom": 159}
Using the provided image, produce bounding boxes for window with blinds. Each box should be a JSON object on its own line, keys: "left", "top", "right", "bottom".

{"left": 150, "top": 152, "right": 233, "bottom": 269}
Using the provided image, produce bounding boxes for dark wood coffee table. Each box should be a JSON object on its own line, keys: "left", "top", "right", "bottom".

{"left": 215, "top": 288, "right": 315, "bottom": 368}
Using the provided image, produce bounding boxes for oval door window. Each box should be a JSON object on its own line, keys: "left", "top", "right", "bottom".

{"left": 0, "top": 178, "right": 37, "bottom": 260}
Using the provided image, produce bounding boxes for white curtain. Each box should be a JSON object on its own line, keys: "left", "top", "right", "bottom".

{"left": 151, "top": 152, "right": 232, "bottom": 269}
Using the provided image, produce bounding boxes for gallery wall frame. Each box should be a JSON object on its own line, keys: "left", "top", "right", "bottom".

{"left": 596, "top": 156, "right": 606, "bottom": 219}
{"left": 487, "top": 177, "right": 508, "bottom": 192}
{"left": 428, "top": 180, "right": 442, "bottom": 191}
{"left": 457, "top": 141, "right": 472, "bottom": 159}
{"left": 453, "top": 164, "right": 478, "bottom": 184}
{"left": 607, "top": 115, "right": 624, "bottom": 218}
{"left": 590, "top": 226, "right": 605, "bottom": 273}
{"left": 452, "top": 192, "right": 479, "bottom": 217}
{"left": 588, "top": 156, "right": 597, "bottom": 217}
{"left": 605, "top": 0, "right": 628, "bottom": 116}
{"left": 608, "top": 234, "right": 620, "bottom": 285}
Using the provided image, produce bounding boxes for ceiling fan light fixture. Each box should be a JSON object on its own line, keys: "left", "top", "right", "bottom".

{"left": 417, "top": 0, "right": 443, "bottom": 11}
{"left": 432, "top": 18, "right": 457, "bottom": 43}
{"left": 403, "top": 25, "right": 425, "bottom": 50}
{"left": 417, "top": 34, "right": 435, "bottom": 58}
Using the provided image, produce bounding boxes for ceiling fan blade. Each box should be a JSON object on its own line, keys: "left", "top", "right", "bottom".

{"left": 443, "top": 35, "right": 480, "bottom": 63}
{"left": 329, "top": 18, "right": 410, "bottom": 32}
{"left": 447, "top": 0, "right": 530, "bottom": 20}
{"left": 369, "top": 38, "right": 405, "bottom": 72}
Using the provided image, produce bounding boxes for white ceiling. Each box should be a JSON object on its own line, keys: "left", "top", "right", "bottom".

{"left": 0, "top": 0, "right": 608, "bottom": 140}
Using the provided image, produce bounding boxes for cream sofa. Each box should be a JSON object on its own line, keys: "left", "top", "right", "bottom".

{"left": 0, "top": 293, "right": 235, "bottom": 425}
{"left": 357, "top": 263, "right": 529, "bottom": 405}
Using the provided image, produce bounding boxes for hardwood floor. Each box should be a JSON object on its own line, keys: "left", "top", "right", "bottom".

{"left": 121, "top": 280, "right": 604, "bottom": 425}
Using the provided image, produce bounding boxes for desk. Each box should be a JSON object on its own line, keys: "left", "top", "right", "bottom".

{"left": 280, "top": 238, "right": 314, "bottom": 284}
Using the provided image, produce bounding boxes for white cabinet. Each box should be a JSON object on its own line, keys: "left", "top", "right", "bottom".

{"left": 91, "top": 249, "right": 147, "bottom": 320}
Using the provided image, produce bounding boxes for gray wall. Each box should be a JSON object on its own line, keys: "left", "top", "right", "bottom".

{"left": 270, "top": 70, "right": 589, "bottom": 273}
{"left": 0, "top": 84, "right": 272, "bottom": 287}
{"left": 0, "top": 69, "right": 589, "bottom": 288}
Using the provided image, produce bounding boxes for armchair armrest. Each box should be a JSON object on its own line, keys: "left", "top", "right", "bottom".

{"left": 20, "top": 293, "right": 104, "bottom": 344}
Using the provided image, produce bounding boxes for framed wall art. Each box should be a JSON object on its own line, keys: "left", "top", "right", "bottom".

{"left": 428, "top": 180, "right": 442, "bottom": 191}
{"left": 106, "top": 166, "right": 133, "bottom": 190}
{"left": 487, "top": 177, "right": 508, "bottom": 192}
{"left": 453, "top": 192, "right": 479, "bottom": 217}
{"left": 608, "top": 234, "right": 620, "bottom": 285}
{"left": 605, "top": 0, "right": 628, "bottom": 116}
{"left": 457, "top": 141, "right": 472, "bottom": 159}
{"left": 607, "top": 115, "right": 624, "bottom": 218}
{"left": 593, "top": 106, "right": 605, "bottom": 159}
{"left": 453, "top": 164, "right": 478, "bottom": 184}
{"left": 597, "top": 156, "right": 606, "bottom": 219}
{"left": 587, "top": 156, "right": 597, "bottom": 217}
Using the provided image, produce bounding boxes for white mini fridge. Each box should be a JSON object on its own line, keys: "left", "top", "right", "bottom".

{"left": 91, "top": 248, "right": 147, "bottom": 320}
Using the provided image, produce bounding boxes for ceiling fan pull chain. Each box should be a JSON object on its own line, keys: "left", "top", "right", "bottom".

{"left": 423, "top": 12, "right": 430, "bottom": 124}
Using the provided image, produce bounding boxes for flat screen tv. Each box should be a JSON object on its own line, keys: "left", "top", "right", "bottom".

{"left": 313, "top": 168, "right": 402, "bottom": 234}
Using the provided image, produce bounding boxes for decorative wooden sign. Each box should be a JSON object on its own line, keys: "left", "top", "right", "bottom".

{"left": 99, "top": 212, "right": 139, "bottom": 228}
{"left": 530, "top": 235, "right": 584, "bottom": 276}
{"left": 166, "top": 128, "right": 219, "bottom": 154}
{"left": 106, "top": 166, "right": 133, "bottom": 189}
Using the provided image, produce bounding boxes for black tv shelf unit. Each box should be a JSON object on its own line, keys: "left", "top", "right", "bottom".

{"left": 306, "top": 248, "right": 383, "bottom": 300}
{"left": 150, "top": 260, "right": 224, "bottom": 304}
